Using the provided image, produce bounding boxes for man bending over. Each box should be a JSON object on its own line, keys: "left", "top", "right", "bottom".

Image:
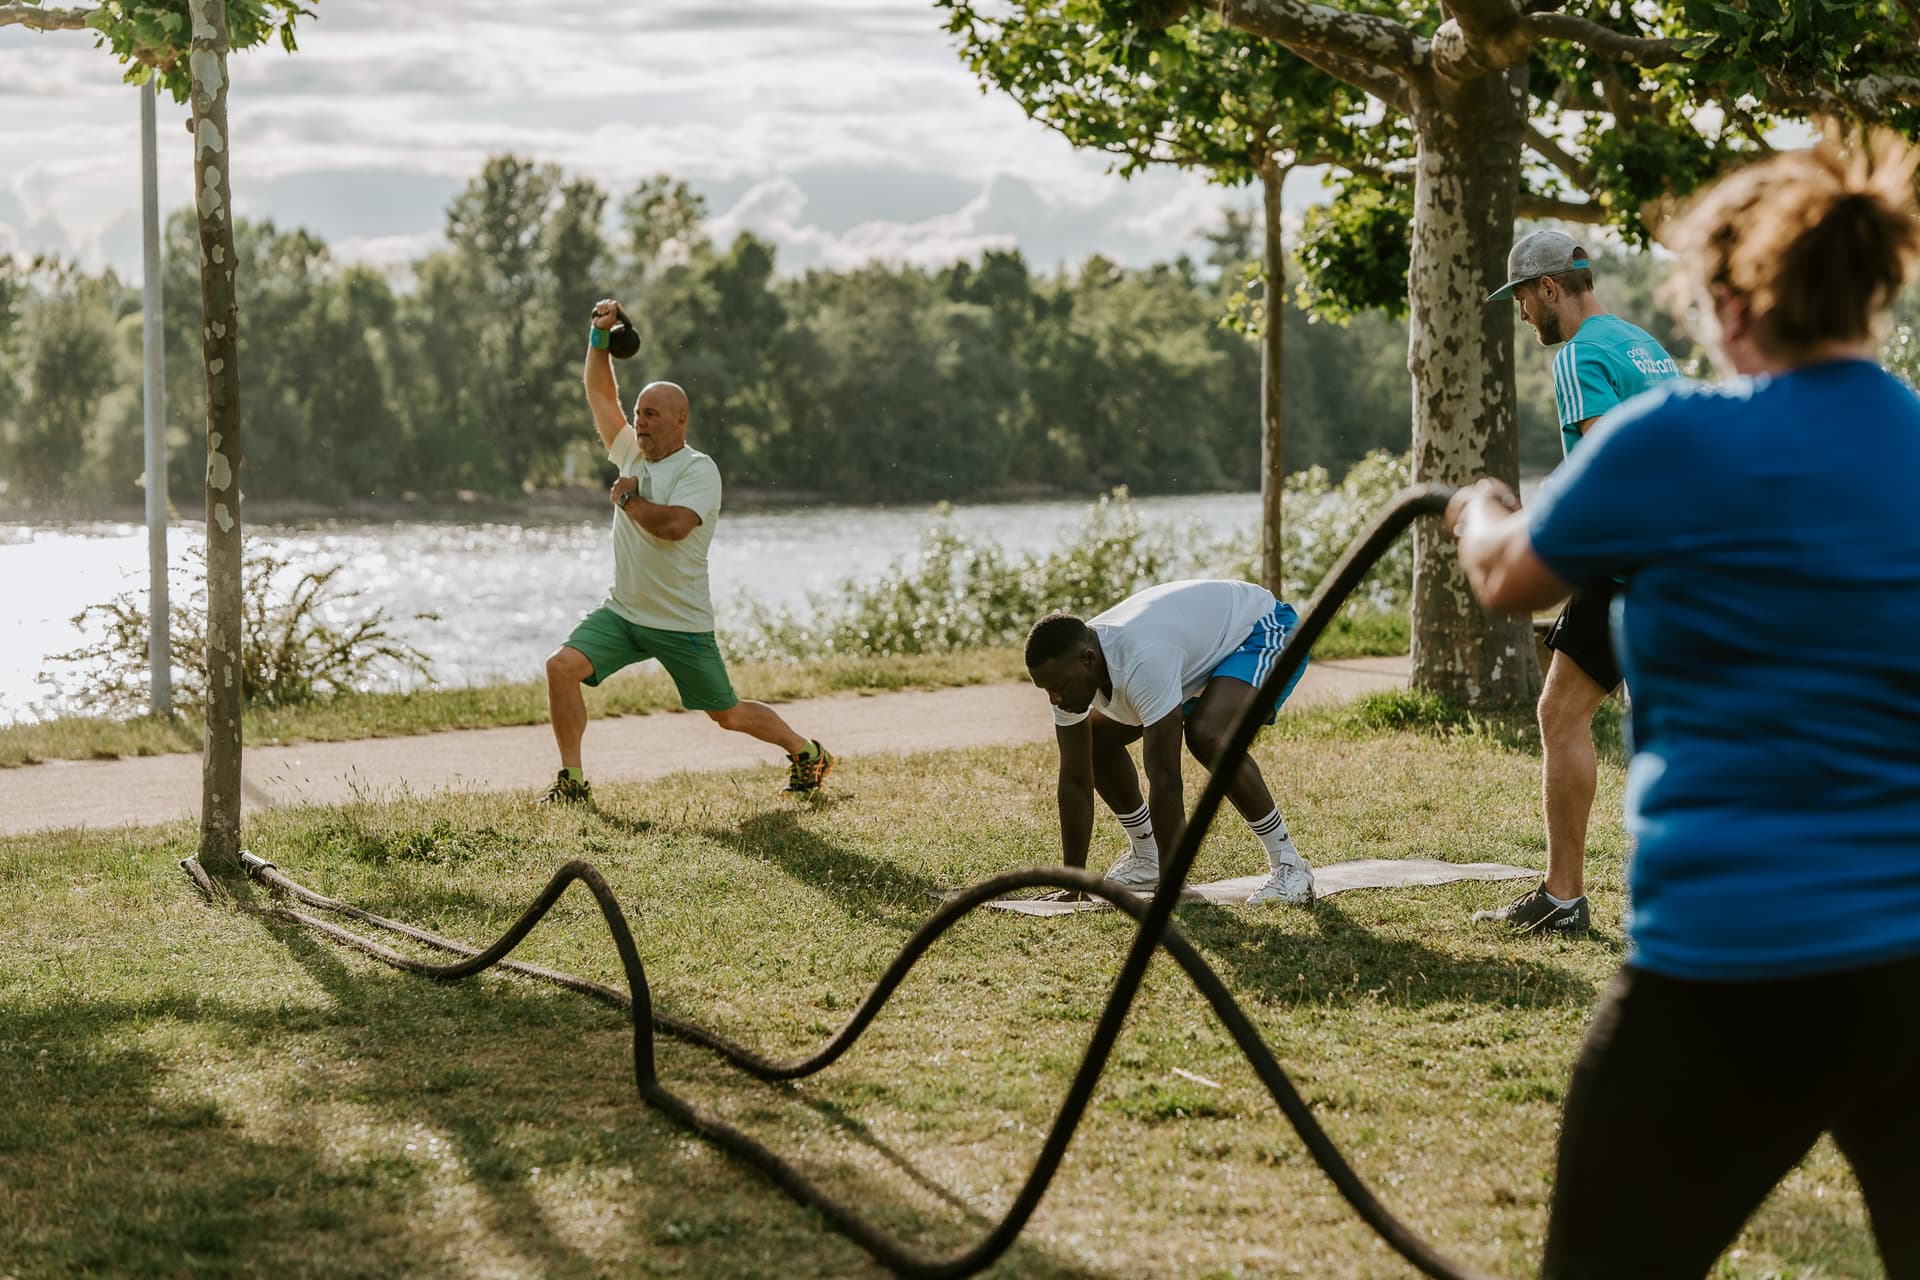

{"left": 1025, "top": 579, "right": 1313, "bottom": 904}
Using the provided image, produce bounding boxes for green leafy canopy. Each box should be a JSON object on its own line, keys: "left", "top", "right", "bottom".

{"left": 65, "top": 0, "right": 316, "bottom": 99}
{"left": 938, "top": 0, "right": 1403, "bottom": 183}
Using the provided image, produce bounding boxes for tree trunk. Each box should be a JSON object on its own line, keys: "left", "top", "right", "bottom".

{"left": 1405, "top": 69, "right": 1541, "bottom": 712}
{"left": 1259, "top": 162, "right": 1289, "bottom": 598}
{"left": 189, "top": 0, "right": 244, "bottom": 872}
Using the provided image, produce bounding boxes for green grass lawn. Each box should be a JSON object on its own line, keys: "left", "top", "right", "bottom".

{"left": 2, "top": 612, "right": 1406, "bottom": 770}
{"left": 0, "top": 704, "right": 1871, "bottom": 1279}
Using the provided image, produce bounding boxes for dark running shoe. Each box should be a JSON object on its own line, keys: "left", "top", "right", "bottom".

{"left": 539, "top": 769, "right": 593, "bottom": 805}
{"left": 785, "top": 740, "right": 834, "bottom": 793}
{"left": 1473, "top": 882, "right": 1591, "bottom": 936}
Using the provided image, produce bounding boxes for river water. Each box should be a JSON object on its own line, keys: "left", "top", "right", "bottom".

{"left": 0, "top": 492, "right": 1265, "bottom": 724}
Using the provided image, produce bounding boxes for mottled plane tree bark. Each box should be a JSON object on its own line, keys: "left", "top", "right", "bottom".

{"left": 4, "top": 0, "right": 317, "bottom": 871}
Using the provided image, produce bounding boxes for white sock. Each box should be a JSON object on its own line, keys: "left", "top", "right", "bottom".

{"left": 1544, "top": 888, "right": 1583, "bottom": 907}
{"left": 1114, "top": 802, "right": 1159, "bottom": 863}
{"left": 1248, "top": 808, "right": 1301, "bottom": 871}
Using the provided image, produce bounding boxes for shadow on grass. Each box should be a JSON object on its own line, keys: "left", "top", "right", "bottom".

{"left": 1171, "top": 897, "right": 1601, "bottom": 1015}
{"left": 585, "top": 806, "right": 657, "bottom": 839}
{"left": 0, "top": 990, "right": 439, "bottom": 1277}
{"left": 259, "top": 911, "right": 1094, "bottom": 1280}
{"left": 703, "top": 807, "right": 945, "bottom": 928}
{"left": 1, "top": 915, "right": 1098, "bottom": 1280}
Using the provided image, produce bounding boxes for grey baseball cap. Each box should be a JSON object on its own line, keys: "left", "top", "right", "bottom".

{"left": 1485, "top": 229, "right": 1591, "bottom": 301}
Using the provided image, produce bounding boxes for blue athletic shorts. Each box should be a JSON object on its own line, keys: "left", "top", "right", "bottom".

{"left": 1181, "top": 602, "right": 1307, "bottom": 725}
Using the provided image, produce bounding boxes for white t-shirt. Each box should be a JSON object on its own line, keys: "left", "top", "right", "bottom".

{"left": 1052, "top": 579, "right": 1277, "bottom": 728}
{"left": 605, "top": 429, "right": 723, "bottom": 632}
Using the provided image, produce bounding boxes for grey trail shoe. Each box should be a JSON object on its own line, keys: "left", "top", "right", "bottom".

{"left": 1473, "top": 881, "right": 1591, "bottom": 935}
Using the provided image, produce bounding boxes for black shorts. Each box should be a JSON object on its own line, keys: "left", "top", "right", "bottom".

{"left": 1543, "top": 580, "right": 1622, "bottom": 692}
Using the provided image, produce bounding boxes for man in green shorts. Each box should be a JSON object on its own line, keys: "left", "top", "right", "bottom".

{"left": 539, "top": 297, "right": 833, "bottom": 803}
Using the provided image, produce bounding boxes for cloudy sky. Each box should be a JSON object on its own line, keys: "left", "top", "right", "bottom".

{"left": 0, "top": 0, "right": 1341, "bottom": 280}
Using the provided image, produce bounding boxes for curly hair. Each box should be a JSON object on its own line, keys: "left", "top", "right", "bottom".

{"left": 1660, "top": 134, "right": 1920, "bottom": 361}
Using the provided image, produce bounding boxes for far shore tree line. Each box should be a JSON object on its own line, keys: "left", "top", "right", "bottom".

{"left": 0, "top": 154, "right": 1754, "bottom": 517}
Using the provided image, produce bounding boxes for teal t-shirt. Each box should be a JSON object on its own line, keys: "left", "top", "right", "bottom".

{"left": 1550, "top": 314, "right": 1680, "bottom": 456}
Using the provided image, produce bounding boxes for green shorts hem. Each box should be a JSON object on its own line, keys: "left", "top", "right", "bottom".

{"left": 562, "top": 607, "right": 739, "bottom": 711}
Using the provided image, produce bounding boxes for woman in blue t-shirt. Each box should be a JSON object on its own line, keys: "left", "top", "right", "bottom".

{"left": 1449, "top": 140, "right": 1920, "bottom": 1277}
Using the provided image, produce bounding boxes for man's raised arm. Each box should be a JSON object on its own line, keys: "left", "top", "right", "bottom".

{"left": 584, "top": 297, "right": 629, "bottom": 451}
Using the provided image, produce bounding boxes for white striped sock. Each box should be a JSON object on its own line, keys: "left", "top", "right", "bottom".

{"left": 1115, "top": 802, "right": 1158, "bottom": 859}
{"left": 1248, "top": 808, "right": 1299, "bottom": 869}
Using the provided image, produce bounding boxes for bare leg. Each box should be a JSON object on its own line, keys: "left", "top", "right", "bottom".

{"left": 1538, "top": 650, "right": 1611, "bottom": 900}
{"left": 1088, "top": 712, "right": 1146, "bottom": 813}
{"left": 545, "top": 645, "right": 594, "bottom": 770}
{"left": 1183, "top": 677, "right": 1278, "bottom": 820}
{"left": 707, "top": 700, "right": 809, "bottom": 756}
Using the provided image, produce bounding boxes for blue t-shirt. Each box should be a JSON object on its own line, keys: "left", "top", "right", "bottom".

{"left": 1551, "top": 314, "right": 1681, "bottom": 456}
{"left": 1529, "top": 359, "right": 1920, "bottom": 981}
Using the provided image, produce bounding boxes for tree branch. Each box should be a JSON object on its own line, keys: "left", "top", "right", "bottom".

{"left": 1288, "top": 40, "right": 1414, "bottom": 112}
{"left": 1594, "top": 57, "right": 1639, "bottom": 122}
{"left": 1524, "top": 123, "right": 1596, "bottom": 190}
{"left": 1524, "top": 13, "right": 1692, "bottom": 67}
{"left": 0, "top": 3, "right": 92, "bottom": 29}
{"left": 1726, "top": 104, "right": 1774, "bottom": 153}
{"left": 1516, "top": 193, "right": 1606, "bottom": 224}
{"left": 1762, "top": 72, "right": 1920, "bottom": 121}
{"left": 1212, "top": 0, "right": 1426, "bottom": 77}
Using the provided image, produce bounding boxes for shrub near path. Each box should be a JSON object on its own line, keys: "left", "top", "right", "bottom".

{"left": 0, "top": 714, "right": 1874, "bottom": 1278}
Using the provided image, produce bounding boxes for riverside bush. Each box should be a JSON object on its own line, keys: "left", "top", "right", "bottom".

{"left": 44, "top": 546, "right": 434, "bottom": 717}
{"left": 739, "top": 452, "right": 1415, "bottom": 660}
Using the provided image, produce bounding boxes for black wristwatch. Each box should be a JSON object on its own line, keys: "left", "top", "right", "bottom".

{"left": 617, "top": 488, "right": 635, "bottom": 508}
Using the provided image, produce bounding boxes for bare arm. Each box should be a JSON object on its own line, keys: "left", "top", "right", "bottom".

{"left": 609, "top": 479, "right": 702, "bottom": 542}
{"left": 1140, "top": 711, "right": 1187, "bottom": 868}
{"left": 1446, "top": 479, "right": 1573, "bottom": 615}
{"left": 584, "top": 298, "right": 628, "bottom": 452}
{"left": 1054, "top": 720, "right": 1095, "bottom": 869}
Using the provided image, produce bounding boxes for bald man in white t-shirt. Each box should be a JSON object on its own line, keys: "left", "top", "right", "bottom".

{"left": 1024, "top": 579, "right": 1315, "bottom": 904}
{"left": 538, "top": 298, "right": 834, "bottom": 805}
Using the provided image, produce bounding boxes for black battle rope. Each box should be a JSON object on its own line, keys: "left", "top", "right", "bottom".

{"left": 193, "top": 484, "right": 1489, "bottom": 1280}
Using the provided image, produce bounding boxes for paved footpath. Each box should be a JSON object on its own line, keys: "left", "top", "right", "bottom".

{"left": 0, "top": 657, "right": 1407, "bottom": 837}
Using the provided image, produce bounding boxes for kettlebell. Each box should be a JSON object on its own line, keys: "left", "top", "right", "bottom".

{"left": 605, "top": 304, "right": 641, "bottom": 360}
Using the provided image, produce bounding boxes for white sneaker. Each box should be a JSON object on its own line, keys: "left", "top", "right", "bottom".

{"left": 1247, "top": 856, "right": 1315, "bottom": 905}
{"left": 1102, "top": 853, "right": 1161, "bottom": 890}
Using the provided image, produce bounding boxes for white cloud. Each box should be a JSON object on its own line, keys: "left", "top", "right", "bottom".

{"left": 709, "top": 174, "right": 1016, "bottom": 272}
{"left": 0, "top": 0, "right": 1261, "bottom": 278}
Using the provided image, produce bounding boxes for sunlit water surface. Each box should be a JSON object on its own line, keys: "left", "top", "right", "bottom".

{"left": 1, "top": 493, "right": 1267, "bottom": 723}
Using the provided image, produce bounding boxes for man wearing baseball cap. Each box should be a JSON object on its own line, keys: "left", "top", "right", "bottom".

{"left": 1479, "top": 229, "right": 1681, "bottom": 936}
